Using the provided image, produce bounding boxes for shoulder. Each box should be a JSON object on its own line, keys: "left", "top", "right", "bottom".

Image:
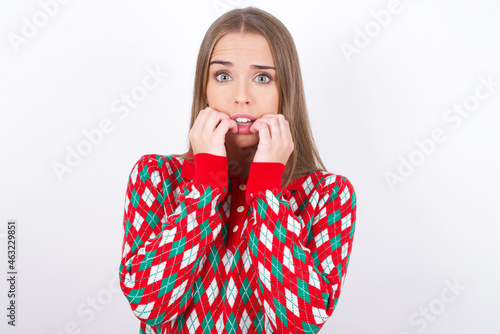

{"left": 131, "top": 153, "right": 185, "bottom": 169}
{"left": 132, "top": 153, "right": 184, "bottom": 168}
{"left": 298, "top": 170, "right": 355, "bottom": 191}
{"left": 127, "top": 154, "right": 185, "bottom": 184}
{"left": 304, "top": 170, "right": 357, "bottom": 207}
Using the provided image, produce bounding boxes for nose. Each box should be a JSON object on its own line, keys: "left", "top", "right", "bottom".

{"left": 234, "top": 81, "right": 251, "bottom": 106}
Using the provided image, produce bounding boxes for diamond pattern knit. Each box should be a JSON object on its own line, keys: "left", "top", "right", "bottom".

{"left": 119, "top": 152, "right": 357, "bottom": 334}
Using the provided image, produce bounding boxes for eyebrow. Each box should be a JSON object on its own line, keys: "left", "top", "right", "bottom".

{"left": 209, "top": 60, "right": 275, "bottom": 70}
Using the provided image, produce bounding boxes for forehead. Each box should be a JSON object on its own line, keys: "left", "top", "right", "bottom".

{"left": 211, "top": 32, "right": 274, "bottom": 64}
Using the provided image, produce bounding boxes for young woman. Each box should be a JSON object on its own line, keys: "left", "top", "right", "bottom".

{"left": 119, "top": 7, "right": 357, "bottom": 334}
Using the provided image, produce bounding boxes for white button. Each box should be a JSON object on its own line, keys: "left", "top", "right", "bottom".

{"left": 233, "top": 226, "right": 239, "bottom": 232}
{"left": 239, "top": 184, "right": 246, "bottom": 191}
{"left": 237, "top": 206, "right": 244, "bottom": 213}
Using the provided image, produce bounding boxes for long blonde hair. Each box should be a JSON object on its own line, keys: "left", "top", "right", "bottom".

{"left": 173, "top": 7, "right": 328, "bottom": 188}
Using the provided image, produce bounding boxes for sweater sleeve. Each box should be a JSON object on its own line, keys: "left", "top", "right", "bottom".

{"left": 119, "top": 153, "right": 229, "bottom": 327}
{"left": 243, "top": 162, "right": 357, "bottom": 334}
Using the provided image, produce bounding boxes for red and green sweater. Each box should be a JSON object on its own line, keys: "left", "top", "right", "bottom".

{"left": 119, "top": 152, "right": 357, "bottom": 334}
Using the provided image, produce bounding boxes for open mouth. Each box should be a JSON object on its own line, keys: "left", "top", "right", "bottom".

{"left": 234, "top": 117, "right": 255, "bottom": 125}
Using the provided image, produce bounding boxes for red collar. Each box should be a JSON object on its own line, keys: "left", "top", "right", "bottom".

{"left": 179, "top": 153, "right": 307, "bottom": 191}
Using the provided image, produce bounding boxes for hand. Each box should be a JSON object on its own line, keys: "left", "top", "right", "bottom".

{"left": 189, "top": 107, "right": 238, "bottom": 157}
{"left": 249, "top": 114, "right": 294, "bottom": 165}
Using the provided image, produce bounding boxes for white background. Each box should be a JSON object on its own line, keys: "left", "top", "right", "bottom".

{"left": 1, "top": 0, "right": 499, "bottom": 333}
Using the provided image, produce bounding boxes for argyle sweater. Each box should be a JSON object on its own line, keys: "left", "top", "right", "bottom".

{"left": 119, "top": 152, "right": 357, "bottom": 334}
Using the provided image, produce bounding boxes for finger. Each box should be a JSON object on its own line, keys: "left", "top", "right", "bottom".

{"left": 269, "top": 117, "right": 282, "bottom": 140}
{"left": 204, "top": 107, "right": 230, "bottom": 133}
{"left": 227, "top": 118, "right": 238, "bottom": 133}
{"left": 275, "top": 114, "right": 288, "bottom": 136}
{"left": 215, "top": 118, "right": 238, "bottom": 138}
{"left": 254, "top": 116, "right": 282, "bottom": 140}
{"left": 218, "top": 111, "right": 238, "bottom": 134}
{"left": 261, "top": 113, "right": 285, "bottom": 120}
{"left": 251, "top": 120, "right": 272, "bottom": 144}
{"left": 279, "top": 118, "right": 293, "bottom": 150}
{"left": 191, "top": 107, "right": 210, "bottom": 132}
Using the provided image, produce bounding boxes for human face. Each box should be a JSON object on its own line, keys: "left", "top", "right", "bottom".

{"left": 206, "top": 32, "right": 279, "bottom": 149}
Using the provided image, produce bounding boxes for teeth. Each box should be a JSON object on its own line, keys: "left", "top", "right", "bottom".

{"left": 235, "top": 117, "right": 253, "bottom": 123}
